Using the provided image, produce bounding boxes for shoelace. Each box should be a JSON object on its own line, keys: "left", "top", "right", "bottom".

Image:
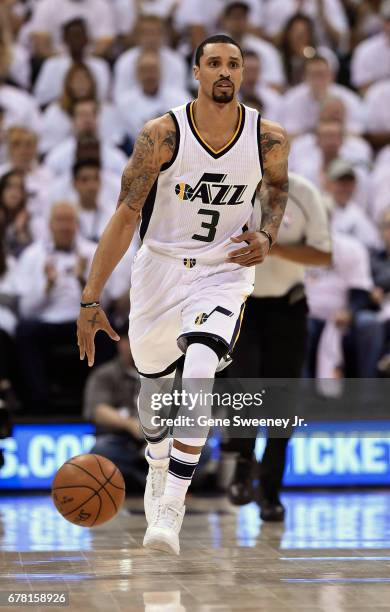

{"left": 153, "top": 503, "right": 181, "bottom": 528}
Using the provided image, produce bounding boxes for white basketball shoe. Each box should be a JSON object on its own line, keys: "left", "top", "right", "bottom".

{"left": 144, "top": 447, "right": 170, "bottom": 525}
{"left": 143, "top": 496, "right": 185, "bottom": 555}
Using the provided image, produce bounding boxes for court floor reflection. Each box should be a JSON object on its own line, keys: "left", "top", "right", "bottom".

{"left": 0, "top": 492, "right": 390, "bottom": 610}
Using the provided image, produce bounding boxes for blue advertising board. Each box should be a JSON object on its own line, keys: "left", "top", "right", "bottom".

{"left": 0, "top": 422, "right": 389, "bottom": 488}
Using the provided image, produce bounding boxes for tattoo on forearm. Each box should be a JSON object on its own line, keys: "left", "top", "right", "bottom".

{"left": 258, "top": 127, "right": 290, "bottom": 238}
{"left": 260, "top": 179, "right": 289, "bottom": 235}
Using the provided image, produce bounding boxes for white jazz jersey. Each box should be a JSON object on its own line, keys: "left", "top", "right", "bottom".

{"left": 139, "top": 101, "right": 263, "bottom": 262}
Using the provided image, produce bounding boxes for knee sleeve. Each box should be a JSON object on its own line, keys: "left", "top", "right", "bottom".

{"left": 182, "top": 343, "right": 219, "bottom": 379}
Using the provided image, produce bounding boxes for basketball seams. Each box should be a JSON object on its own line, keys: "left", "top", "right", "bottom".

{"left": 64, "top": 461, "right": 120, "bottom": 513}
{"left": 90, "top": 491, "right": 103, "bottom": 527}
{"left": 94, "top": 455, "right": 125, "bottom": 490}
{"left": 62, "top": 490, "right": 102, "bottom": 520}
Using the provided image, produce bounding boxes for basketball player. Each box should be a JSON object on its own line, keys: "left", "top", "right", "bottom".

{"left": 77, "top": 34, "right": 289, "bottom": 554}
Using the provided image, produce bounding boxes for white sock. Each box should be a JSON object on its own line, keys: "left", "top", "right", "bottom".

{"left": 164, "top": 445, "right": 202, "bottom": 503}
{"left": 147, "top": 437, "right": 171, "bottom": 460}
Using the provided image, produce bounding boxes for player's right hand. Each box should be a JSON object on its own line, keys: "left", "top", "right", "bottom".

{"left": 77, "top": 306, "right": 120, "bottom": 367}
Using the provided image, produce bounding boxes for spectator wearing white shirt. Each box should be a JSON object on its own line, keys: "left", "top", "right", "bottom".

{"left": 351, "top": 0, "right": 390, "bottom": 93}
{"left": 350, "top": 0, "right": 385, "bottom": 45}
{"left": 365, "top": 78, "right": 390, "bottom": 150}
{"left": 263, "top": 0, "right": 349, "bottom": 51}
{"left": 40, "top": 64, "right": 123, "bottom": 155}
{"left": 289, "top": 116, "right": 372, "bottom": 209}
{"left": 14, "top": 201, "right": 97, "bottom": 411}
{"left": 0, "top": 225, "right": 18, "bottom": 400}
{"left": 326, "top": 159, "right": 381, "bottom": 250}
{"left": 0, "top": 53, "right": 41, "bottom": 134}
{"left": 117, "top": 51, "right": 191, "bottom": 144}
{"left": 372, "top": 157, "right": 390, "bottom": 222}
{"left": 34, "top": 18, "right": 110, "bottom": 108}
{"left": 221, "top": 2, "right": 285, "bottom": 91}
{"left": 317, "top": 97, "right": 372, "bottom": 168}
{"left": 0, "top": 170, "right": 32, "bottom": 258}
{"left": 0, "top": 5, "right": 30, "bottom": 89}
{"left": 280, "top": 13, "right": 339, "bottom": 87}
{"left": 112, "top": 0, "right": 180, "bottom": 41}
{"left": 71, "top": 159, "right": 115, "bottom": 243}
{"left": 44, "top": 99, "right": 127, "bottom": 177}
{"left": 29, "top": 0, "right": 115, "bottom": 60}
{"left": 174, "top": 0, "right": 265, "bottom": 42}
{"left": 113, "top": 14, "right": 188, "bottom": 103}
{"left": 281, "top": 55, "right": 366, "bottom": 137}
{"left": 305, "top": 231, "right": 375, "bottom": 378}
{"left": 238, "top": 51, "right": 282, "bottom": 122}
{"left": 0, "top": 126, "right": 54, "bottom": 230}
{"left": 371, "top": 207, "right": 390, "bottom": 374}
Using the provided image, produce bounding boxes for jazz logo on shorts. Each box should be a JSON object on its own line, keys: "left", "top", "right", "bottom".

{"left": 175, "top": 173, "right": 247, "bottom": 206}
{"left": 195, "top": 306, "right": 234, "bottom": 325}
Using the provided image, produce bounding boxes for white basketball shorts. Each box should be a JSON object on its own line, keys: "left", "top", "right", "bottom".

{"left": 129, "top": 245, "right": 255, "bottom": 376}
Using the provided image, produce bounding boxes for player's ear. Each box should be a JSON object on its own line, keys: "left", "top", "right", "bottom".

{"left": 193, "top": 64, "right": 200, "bottom": 82}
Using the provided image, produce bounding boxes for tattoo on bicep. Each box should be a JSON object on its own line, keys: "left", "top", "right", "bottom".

{"left": 260, "top": 132, "right": 282, "bottom": 156}
{"left": 117, "top": 122, "right": 175, "bottom": 212}
{"left": 162, "top": 129, "right": 176, "bottom": 155}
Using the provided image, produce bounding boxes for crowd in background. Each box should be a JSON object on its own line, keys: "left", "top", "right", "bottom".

{"left": 1, "top": 0, "right": 390, "bottom": 423}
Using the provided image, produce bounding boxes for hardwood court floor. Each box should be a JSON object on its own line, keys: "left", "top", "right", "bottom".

{"left": 0, "top": 491, "right": 390, "bottom": 611}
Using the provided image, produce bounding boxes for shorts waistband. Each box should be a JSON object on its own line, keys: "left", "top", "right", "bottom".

{"left": 143, "top": 245, "right": 223, "bottom": 267}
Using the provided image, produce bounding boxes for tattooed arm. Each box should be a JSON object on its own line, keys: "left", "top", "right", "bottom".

{"left": 227, "top": 119, "right": 289, "bottom": 267}
{"left": 77, "top": 114, "right": 176, "bottom": 366}
{"left": 258, "top": 119, "right": 289, "bottom": 244}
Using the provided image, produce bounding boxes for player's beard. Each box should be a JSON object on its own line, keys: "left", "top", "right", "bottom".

{"left": 212, "top": 81, "right": 235, "bottom": 103}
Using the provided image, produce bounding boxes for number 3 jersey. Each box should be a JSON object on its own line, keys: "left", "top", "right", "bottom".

{"left": 139, "top": 101, "right": 263, "bottom": 263}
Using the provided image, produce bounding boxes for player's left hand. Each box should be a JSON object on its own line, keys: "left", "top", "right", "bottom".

{"left": 227, "top": 231, "right": 270, "bottom": 266}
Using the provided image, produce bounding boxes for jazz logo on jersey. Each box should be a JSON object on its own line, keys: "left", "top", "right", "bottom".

{"left": 195, "top": 305, "right": 234, "bottom": 325}
{"left": 175, "top": 173, "right": 247, "bottom": 206}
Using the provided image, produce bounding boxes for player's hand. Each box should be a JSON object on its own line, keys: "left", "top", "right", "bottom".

{"left": 77, "top": 306, "right": 119, "bottom": 367}
{"left": 227, "top": 231, "right": 270, "bottom": 266}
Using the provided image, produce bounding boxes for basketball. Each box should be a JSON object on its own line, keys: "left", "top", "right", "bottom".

{"left": 51, "top": 454, "right": 125, "bottom": 527}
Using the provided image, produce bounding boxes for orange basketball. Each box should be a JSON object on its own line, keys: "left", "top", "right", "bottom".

{"left": 51, "top": 454, "right": 126, "bottom": 527}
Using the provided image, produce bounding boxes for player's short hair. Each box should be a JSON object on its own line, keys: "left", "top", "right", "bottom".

{"left": 72, "top": 158, "right": 101, "bottom": 179}
{"left": 194, "top": 34, "right": 243, "bottom": 67}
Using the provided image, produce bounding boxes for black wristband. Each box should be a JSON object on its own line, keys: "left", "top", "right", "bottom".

{"left": 259, "top": 229, "right": 273, "bottom": 250}
{"left": 80, "top": 301, "right": 100, "bottom": 309}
